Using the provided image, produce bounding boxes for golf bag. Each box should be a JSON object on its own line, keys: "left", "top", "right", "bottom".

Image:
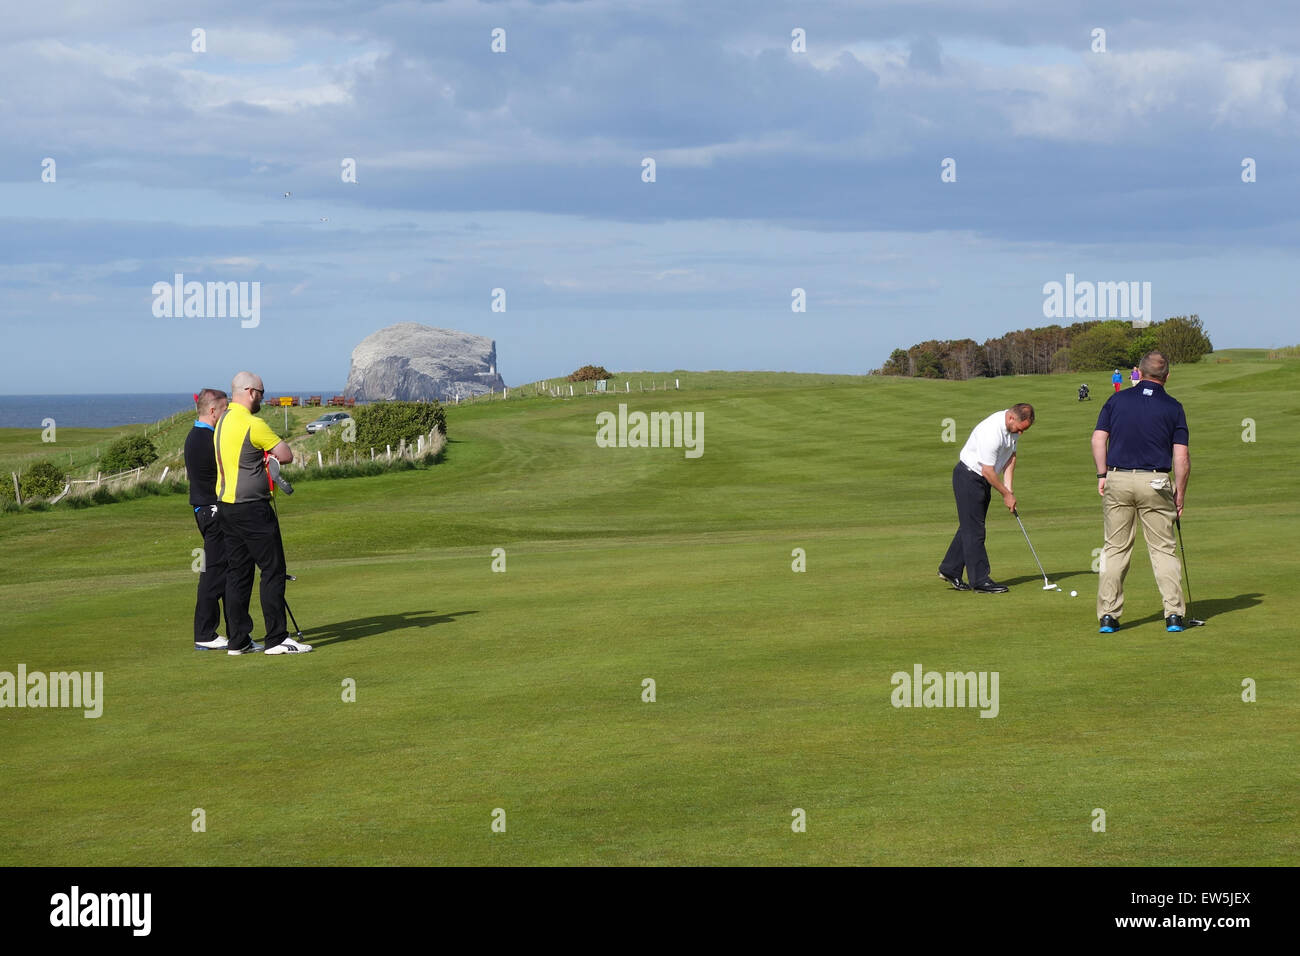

{"left": 1078, "top": 384, "right": 1090, "bottom": 401}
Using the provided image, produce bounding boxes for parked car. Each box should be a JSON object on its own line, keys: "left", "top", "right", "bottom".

{"left": 306, "top": 412, "right": 352, "bottom": 434}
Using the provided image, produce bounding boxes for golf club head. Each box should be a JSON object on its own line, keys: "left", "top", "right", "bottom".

{"left": 267, "top": 456, "right": 294, "bottom": 495}
{"left": 1188, "top": 618, "right": 1206, "bottom": 627}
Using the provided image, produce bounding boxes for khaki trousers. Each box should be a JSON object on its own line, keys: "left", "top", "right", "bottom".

{"left": 1098, "top": 470, "right": 1185, "bottom": 619}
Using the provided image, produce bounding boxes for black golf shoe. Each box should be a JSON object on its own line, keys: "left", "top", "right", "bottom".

{"left": 972, "top": 580, "right": 1009, "bottom": 593}
{"left": 1165, "top": 614, "right": 1185, "bottom": 632}
{"left": 1099, "top": 615, "right": 1120, "bottom": 634}
{"left": 937, "top": 571, "right": 971, "bottom": 591}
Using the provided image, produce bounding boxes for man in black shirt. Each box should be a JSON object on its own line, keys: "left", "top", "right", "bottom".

{"left": 1090, "top": 351, "right": 1191, "bottom": 634}
{"left": 185, "top": 388, "right": 253, "bottom": 650}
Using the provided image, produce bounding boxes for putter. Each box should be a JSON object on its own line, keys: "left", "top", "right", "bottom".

{"left": 267, "top": 456, "right": 304, "bottom": 638}
{"left": 1012, "top": 508, "right": 1057, "bottom": 590}
{"left": 1174, "top": 517, "right": 1207, "bottom": 626}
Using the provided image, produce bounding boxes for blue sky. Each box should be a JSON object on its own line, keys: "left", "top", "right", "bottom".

{"left": 2, "top": 0, "right": 1298, "bottom": 393}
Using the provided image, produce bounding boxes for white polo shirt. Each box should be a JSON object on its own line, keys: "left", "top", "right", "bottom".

{"left": 959, "top": 410, "right": 1017, "bottom": 477}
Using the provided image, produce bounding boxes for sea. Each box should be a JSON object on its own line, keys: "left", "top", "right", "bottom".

{"left": 0, "top": 392, "right": 342, "bottom": 429}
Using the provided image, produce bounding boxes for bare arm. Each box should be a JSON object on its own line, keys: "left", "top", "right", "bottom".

{"left": 981, "top": 460, "right": 1016, "bottom": 512}
{"left": 1091, "top": 429, "right": 1109, "bottom": 497}
{"left": 269, "top": 440, "right": 293, "bottom": 464}
{"left": 1172, "top": 443, "right": 1189, "bottom": 517}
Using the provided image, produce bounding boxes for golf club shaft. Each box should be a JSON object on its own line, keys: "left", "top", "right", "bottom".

{"left": 271, "top": 492, "right": 302, "bottom": 636}
{"left": 1013, "top": 509, "right": 1050, "bottom": 584}
{"left": 1175, "top": 517, "right": 1192, "bottom": 607}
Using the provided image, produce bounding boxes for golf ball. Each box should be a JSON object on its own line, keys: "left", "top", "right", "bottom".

{"left": 1070, "top": 590, "right": 1078, "bottom": 597}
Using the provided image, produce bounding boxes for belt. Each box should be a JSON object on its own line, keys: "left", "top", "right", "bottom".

{"left": 1109, "top": 467, "right": 1170, "bottom": 473}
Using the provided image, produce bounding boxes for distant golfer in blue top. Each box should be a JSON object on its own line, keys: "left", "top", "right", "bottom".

{"left": 1112, "top": 368, "right": 1123, "bottom": 392}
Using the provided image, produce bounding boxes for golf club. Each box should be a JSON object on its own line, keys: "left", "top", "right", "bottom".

{"left": 1012, "top": 508, "right": 1058, "bottom": 590}
{"left": 267, "top": 456, "right": 304, "bottom": 638}
{"left": 1174, "top": 517, "right": 1207, "bottom": 626}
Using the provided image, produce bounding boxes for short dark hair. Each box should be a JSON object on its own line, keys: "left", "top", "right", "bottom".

{"left": 1139, "top": 350, "right": 1169, "bottom": 382}
{"left": 196, "top": 388, "right": 228, "bottom": 415}
{"left": 1011, "top": 402, "right": 1035, "bottom": 424}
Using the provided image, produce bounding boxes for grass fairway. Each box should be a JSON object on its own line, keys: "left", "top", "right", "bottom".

{"left": 1, "top": 352, "right": 1296, "bottom": 865}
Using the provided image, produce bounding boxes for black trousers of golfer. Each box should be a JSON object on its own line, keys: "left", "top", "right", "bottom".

{"left": 193, "top": 504, "right": 229, "bottom": 642}
{"left": 939, "top": 463, "right": 993, "bottom": 586}
{"left": 219, "top": 500, "right": 289, "bottom": 649}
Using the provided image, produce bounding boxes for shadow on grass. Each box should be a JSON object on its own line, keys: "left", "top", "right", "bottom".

{"left": 1000, "top": 573, "right": 1264, "bottom": 623}
{"left": 1123, "top": 593, "right": 1263, "bottom": 628}
{"left": 1001, "top": 570, "right": 1092, "bottom": 588}
{"left": 302, "top": 609, "right": 478, "bottom": 647}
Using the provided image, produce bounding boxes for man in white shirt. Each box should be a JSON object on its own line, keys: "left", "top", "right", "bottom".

{"left": 938, "top": 404, "right": 1035, "bottom": 593}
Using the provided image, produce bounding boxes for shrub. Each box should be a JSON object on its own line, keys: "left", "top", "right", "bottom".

{"left": 19, "top": 461, "right": 66, "bottom": 499}
{"left": 1155, "top": 315, "right": 1213, "bottom": 365}
{"left": 568, "top": 365, "right": 612, "bottom": 382}
{"left": 1126, "top": 328, "right": 1159, "bottom": 367}
{"left": 1069, "top": 321, "right": 1133, "bottom": 371}
{"left": 102, "top": 435, "right": 158, "bottom": 474}
{"left": 347, "top": 402, "right": 447, "bottom": 451}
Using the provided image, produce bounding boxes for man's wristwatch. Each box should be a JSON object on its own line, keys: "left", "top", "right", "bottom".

{"left": 1096, "top": 473, "right": 1107, "bottom": 478}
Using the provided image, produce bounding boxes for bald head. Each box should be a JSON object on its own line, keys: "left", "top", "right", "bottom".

{"left": 230, "top": 371, "right": 265, "bottom": 412}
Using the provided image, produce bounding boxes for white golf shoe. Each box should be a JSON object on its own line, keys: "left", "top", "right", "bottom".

{"left": 195, "top": 635, "right": 229, "bottom": 650}
{"left": 264, "top": 636, "right": 313, "bottom": 655}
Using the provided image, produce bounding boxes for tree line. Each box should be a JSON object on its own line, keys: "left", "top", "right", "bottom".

{"left": 876, "top": 316, "right": 1213, "bottom": 379}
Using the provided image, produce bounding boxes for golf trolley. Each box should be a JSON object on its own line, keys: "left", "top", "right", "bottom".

{"left": 1077, "top": 383, "right": 1090, "bottom": 401}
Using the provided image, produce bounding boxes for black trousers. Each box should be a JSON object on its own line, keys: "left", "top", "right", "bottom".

{"left": 193, "top": 504, "right": 228, "bottom": 642}
{"left": 940, "top": 463, "right": 993, "bottom": 585}
{"left": 219, "top": 500, "right": 288, "bottom": 649}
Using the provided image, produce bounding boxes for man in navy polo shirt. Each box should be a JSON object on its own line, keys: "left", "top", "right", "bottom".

{"left": 1090, "top": 350, "right": 1191, "bottom": 633}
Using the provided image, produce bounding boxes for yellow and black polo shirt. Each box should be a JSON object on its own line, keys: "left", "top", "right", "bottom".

{"left": 214, "top": 404, "right": 282, "bottom": 503}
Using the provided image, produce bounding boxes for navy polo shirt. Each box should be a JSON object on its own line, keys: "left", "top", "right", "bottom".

{"left": 1095, "top": 381, "right": 1188, "bottom": 471}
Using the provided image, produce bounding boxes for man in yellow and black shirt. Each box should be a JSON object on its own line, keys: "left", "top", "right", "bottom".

{"left": 214, "top": 371, "right": 312, "bottom": 655}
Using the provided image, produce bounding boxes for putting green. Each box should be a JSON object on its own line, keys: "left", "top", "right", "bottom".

{"left": 1, "top": 353, "right": 1295, "bottom": 865}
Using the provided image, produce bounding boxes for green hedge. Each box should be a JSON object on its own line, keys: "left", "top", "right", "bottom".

{"left": 20, "top": 461, "right": 66, "bottom": 499}
{"left": 102, "top": 435, "right": 159, "bottom": 474}
{"left": 321, "top": 401, "right": 446, "bottom": 460}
